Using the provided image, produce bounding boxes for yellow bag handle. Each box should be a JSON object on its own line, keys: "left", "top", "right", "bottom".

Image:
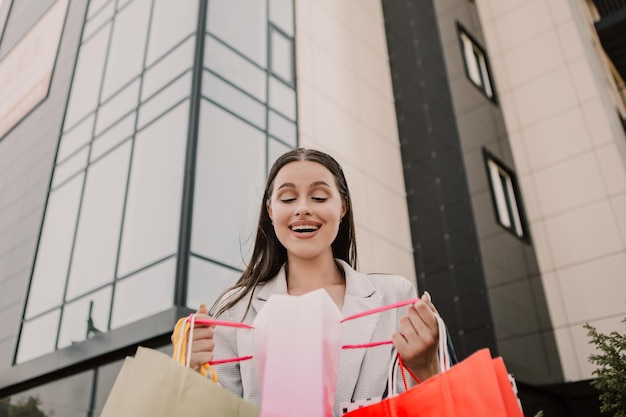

{"left": 172, "top": 313, "right": 218, "bottom": 383}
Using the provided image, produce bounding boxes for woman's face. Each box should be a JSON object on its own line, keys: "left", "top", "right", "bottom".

{"left": 267, "top": 160, "right": 346, "bottom": 263}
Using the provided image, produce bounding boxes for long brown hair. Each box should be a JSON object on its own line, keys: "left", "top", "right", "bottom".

{"left": 210, "top": 148, "right": 357, "bottom": 319}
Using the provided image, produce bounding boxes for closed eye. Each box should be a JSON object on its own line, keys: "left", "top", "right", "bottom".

{"left": 312, "top": 196, "right": 328, "bottom": 202}
{"left": 281, "top": 197, "right": 297, "bottom": 203}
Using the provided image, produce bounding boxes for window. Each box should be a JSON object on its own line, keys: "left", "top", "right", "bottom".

{"left": 457, "top": 23, "right": 496, "bottom": 103}
{"left": 483, "top": 149, "right": 529, "bottom": 241}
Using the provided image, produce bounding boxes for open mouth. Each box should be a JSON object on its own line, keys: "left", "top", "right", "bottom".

{"left": 290, "top": 224, "right": 320, "bottom": 233}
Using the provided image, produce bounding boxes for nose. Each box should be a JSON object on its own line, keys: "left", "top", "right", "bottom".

{"left": 295, "top": 204, "right": 311, "bottom": 216}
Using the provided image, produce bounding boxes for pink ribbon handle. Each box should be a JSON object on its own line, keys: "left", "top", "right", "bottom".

{"left": 340, "top": 298, "right": 418, "bottom": 323}
{"left": 340, "top": 297, "right": 419, "bottom": 350}
{"left": 192, "top": 318, "right": 254, "bottom": 329}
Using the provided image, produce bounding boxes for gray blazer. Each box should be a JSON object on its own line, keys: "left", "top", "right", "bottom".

{"left": 213, "top": 260, "right": 417, "bottom": 416}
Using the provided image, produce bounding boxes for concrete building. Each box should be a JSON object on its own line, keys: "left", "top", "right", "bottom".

{"left": 0, "top": 0, "right": 624, "bottom": 415}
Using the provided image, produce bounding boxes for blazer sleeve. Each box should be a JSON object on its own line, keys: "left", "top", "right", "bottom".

{"left": 213, "top": 303, "right": 244, "bottom": 397}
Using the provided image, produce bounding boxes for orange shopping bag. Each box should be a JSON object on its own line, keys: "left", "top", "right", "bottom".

{"left": 343, "top": 348, "right": 523, "bottom": 417}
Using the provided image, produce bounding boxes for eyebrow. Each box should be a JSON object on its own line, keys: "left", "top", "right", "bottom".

{"left": 276, "top": 180, "right": 331, "bottom": 190}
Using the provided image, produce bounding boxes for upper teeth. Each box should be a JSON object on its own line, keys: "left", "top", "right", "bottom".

{"left": 292, "top": 225, "right": 319, "bottom": 232}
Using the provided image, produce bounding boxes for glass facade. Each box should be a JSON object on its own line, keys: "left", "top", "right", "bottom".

{"left": 16, "top": 0, "right": 296, "bottom": 366}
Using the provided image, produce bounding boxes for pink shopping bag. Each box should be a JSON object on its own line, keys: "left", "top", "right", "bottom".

{"left": 252, "top": 289, "right": 343, "bottom": 417}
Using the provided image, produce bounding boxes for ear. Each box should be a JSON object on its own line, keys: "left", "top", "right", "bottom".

{"left": 266, "top": 200, "right": 273, "bottom": 220}
{"left": 340, "top": 198, "right": 347, "bottom": 220}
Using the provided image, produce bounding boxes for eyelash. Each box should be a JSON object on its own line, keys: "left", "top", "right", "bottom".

{"left": 280, "top": 196, "right": 328, "bottom": 203}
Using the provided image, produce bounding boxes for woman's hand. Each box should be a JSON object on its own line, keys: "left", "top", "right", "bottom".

{"left": 391, "top": 292, "right": 440, "bottom": 383}
{"left": 171, "top": 303, "right": 216, "bottom": 373}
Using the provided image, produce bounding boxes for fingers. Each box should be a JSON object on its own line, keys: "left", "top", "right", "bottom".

{"left": 190, "top": 336, "right": 215, "bottom": 370}
{"left": 421, "top": 291, "right": 439, "bottom": 314}
{"left": 392, "top": 295, "right": 442, "bottom": 382}
{"left": 172, "top": 303, "right": 216, "bottom": 373}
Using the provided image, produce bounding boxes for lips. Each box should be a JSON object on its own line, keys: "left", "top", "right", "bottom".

{"left": 289, "top": 222, "right": 321, "bottom": 233}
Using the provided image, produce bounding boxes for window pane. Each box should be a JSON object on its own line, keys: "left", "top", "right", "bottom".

{"left": 142, "top": 36, "right": 194, "bottom": 100}
{"left": 66, "top": 142, "right": 131, "bottom": 299}
{"left": 204, "top": 35, "right": 267, "bottom": 101}
{"left": 118, "top": 102, "right": 188, "bottom": 276}
{"left": 268, "top": 137, "right": 293, "bottom": 174}
{"left": 26, "top": 174, "right": 84, "bottom": 319}
{"left": 58, "top": 114, "right": 94, "bottom": 162}
{"left": 64, "top": 23, "right": 111, "bottom": 128}
{"left": 461, "top": 34, "right": 481, "bottom": 86}
{"left": 269, "top": 76, "right": 296, "bottom": 120}
{"left": 145, "top": 0, "right": 198, "bottom": 67}
{"left": 488, "top": 161, "right": 510, "bottom": 227}
{"left": 111, "top": 258, "right": 176, "bottom": 329}
{"left": 51, "top": 146, "right": 88, "bottom": 189}
{"left": 191, "top": 100, "right": 265, "bottom": 269}
{"left": 270, "top": 28, "right": 293, "bottom": 84}
{"left": 203, "top": 70, "right": 266, "bottom": 129}
{"left": 270, "top": 0, "right": 294, "bottom": 37}
{"left": 83, "top": 0, "right": 115, "bottom": 40}
{"left": 92, "top": 359, "right": 124, "bottom": 417}
{"left": 207, "top": 0, "right": 267, "bottom": 67}
{"left": 95, "top": 78, "right": 140, "bottom": 135}
{"left": 186, "top": 256, "right": 239, "bottom": 310}
{"left": 6, "top": 369, "right": 93, "bottom": 417}
{"left": 88, "top": 0, "right": 114, "bottom": 19}
{"left": 268, "top": 110, "right": 296, "bottom": 146}
{"left": 57, "top": 287, "right": 112, "bottom": 349}
{"left": 138, "top": 70, "right": 192, "bottom": 129}
{"left": 479, "top": 56, "right": 493, "bottom": 97}
{"left": 100, "top": 0, "right": 151, "bottom": 100}
{"left": 16, "top": 309, "right": 60, "bottom": 363}
{"left": 91, "top": 112, "right": 136, "bottom": 162}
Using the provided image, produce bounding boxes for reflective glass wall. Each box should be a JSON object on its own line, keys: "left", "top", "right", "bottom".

{"left": 17, "top": 0, "right": 296, "bottom": 364}
{"left": 187, "top": 0, "right": 297, "bottom": 309}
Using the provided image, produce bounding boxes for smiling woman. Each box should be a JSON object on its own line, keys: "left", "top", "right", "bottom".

{"left": 172, "top": 148, "right": 445, "bottom": 416}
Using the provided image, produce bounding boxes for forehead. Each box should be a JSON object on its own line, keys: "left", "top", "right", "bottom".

{"left": 273, "top": 160, "right": 336, "bottom": 186}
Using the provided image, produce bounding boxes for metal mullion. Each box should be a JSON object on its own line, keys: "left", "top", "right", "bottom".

{"left": 174, "top": 0, "right": 207, "bottom": 308}
{"left": 204, "top": 67, "right": 266, "bottom": 106}
{"left": 115, "top": 253, "right": 176, "bottom": 282}
{"left": 88, "top": 135, "right": 132, "bottom": 165}
{"left": 108, "top": 0, "right": 156, "bottom": 331}
{"left": 139, "top": 67, "right": 193, "bottom": 106}
{"left": 54, "top": 0, "right": 120, "bottom": 351}
{"left": 200, "top": 95, "right": 265, "bottom": 134}
{"left": 136, "top": 97, "right": 189, "bottom": 133}
{"left": 265, "top": 0, "right": 271, "bottom": 172}
{"left": 49, "top": 167, "right": 87, "bottom": 192}
{"left": 190, "top": 252, "right": 244, "bottom": 275}
{"left": 144, "top": 32, "right": 195, "bottom": 72}
{"left": 206, "top": 32, "right": 267, "bottom": 72}
{"left": 268, "top": 134, "right": 296, "bottom": 150}
{"left": 291, "top": 0, "right": 299, "bottom": 148}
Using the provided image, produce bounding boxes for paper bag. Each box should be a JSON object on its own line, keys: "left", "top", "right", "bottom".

{"left": 344, "top": 348, "right": 523, "bottom": 417}
{"left": 253, "top": 289, "right": 342, "bottom": 417}
{"left": 100, "top": 347, "right": 260, "bottom": 417}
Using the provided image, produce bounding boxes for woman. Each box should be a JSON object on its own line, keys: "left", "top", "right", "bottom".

{"left": 178, "top": 148, "right": 442, "bottom": 415}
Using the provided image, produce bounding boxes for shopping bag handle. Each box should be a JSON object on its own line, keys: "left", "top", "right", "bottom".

{"left": 340, "top": 298, "right": 419, "bottom": 350}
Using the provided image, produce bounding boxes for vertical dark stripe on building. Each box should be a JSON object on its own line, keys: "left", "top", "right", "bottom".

{"left": 381, "top": 0, "right": 497, "bottom": 359}
{"left": 175, "top": 0, "right": 208, "bottom": 307}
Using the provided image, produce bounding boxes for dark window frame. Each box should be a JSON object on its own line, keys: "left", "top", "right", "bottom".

{"left": 482, "top": 148, "right": 531, "bottom": 243}
{"left": 456, "top": 22, "right": 498, "bottom": 105}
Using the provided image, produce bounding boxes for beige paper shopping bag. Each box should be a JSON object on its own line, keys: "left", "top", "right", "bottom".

{"left": 100, "top": 347, "right": 260, "bottom": 417}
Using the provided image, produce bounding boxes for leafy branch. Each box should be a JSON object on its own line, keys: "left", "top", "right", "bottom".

{"left": 584, "top": 317, "right": 626, "bottom": 417}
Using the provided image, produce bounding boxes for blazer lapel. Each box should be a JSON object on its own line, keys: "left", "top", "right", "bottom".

{"left": 250, "top": 266, "right": 289, "bottom": 315}
{"left": 335, "top": 261, "right": 383, "bottom": 404}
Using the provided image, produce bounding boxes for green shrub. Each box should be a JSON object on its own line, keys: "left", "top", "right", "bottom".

{"left": 584, "top": 317, "right": 626, "bottom": 417}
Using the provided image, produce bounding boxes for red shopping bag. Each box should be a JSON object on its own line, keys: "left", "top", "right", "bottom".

{"left": 344, "top": 348, "right": 523, "bottom": 417}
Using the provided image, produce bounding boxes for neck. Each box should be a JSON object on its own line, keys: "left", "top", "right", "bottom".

{"left": 285, "top": 256, "right": 344, "bottom": 293}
